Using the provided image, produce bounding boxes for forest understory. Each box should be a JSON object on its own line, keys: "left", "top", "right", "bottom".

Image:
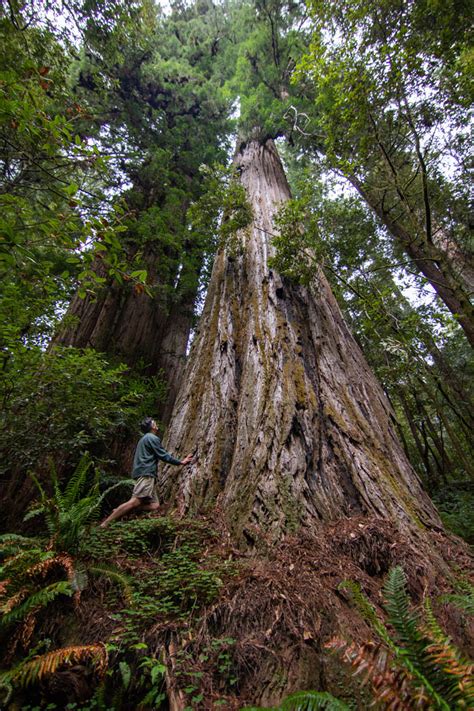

{"left": 2, "top": 507, "right": 473, "bottom": 711}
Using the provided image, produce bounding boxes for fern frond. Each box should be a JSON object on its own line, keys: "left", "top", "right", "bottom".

{"left": 419, "top": 599, "right": 474, "bottom": 707}
{"left": 1, "top": 587, "right": 28, "bottom": 613}
{"left": 381, "top": 571, "right": 453, "bottom": 708}
{"left": 0, "top": 676, "right": 13, "bottom": 706}
{"left": 87, "top": 565, "right": 134, "bottom": 605}
{"left": 0, "top": 580, "right": 72, "bottom": 627}
{"left": 439, "top": 582, "right": 474, "bottom": 615}
{"left": 0, "top": 549, "right": 53, "bottom": 583}
{"left": 63, "top": 453, "right": 94, "bottom": 508}
{"left": 28, "top": 471, "right": 48, "bottom": 504}
{"left": 88, "top": 478, "right": 135, "bottom": 517}
{"left": 23, "top": 505, "right": 47, "bottom": 523}
{"left": 25, "top": 553, "right": 75, "bottom": 583}
{"left": 326, "top": 637, "right": 415, "bottom": 711}
{"left": 12, "top": 643, "right": 108, "bottom": 688}
{"left": 383, "top": 567, "right": 422, "bottom": 649}
{"left": 0, "top": 533, "right": 41, "bottom": 548}
{"left": 424, "top": 639, "right": 474, "bottom": 706}
{"left": 278, "top": 690, "right": 351, "bottom": 710}
{"left": 242, "top": 690, "right": 351, "bottom": 711}
{"left": 0, "top": 535, "right": 43, "bottom": 563}
{"left": 338, "top": 579, "right": 391, "bottom": 646}
{"left": 48, "top": 457, "right": 64, "bottom": 511}
{"left": 422, "top": 598, "right": 448, "bottom": 645}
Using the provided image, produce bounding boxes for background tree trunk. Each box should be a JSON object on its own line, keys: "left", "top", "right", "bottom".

{"left": 161, "top": 138, "right": 441, "bottom": 542}
{"left": 348, "top": 175, "right": 474, "bottom": 347}
{"left": 54, "top": 245, "right": 194, "bottom": 425}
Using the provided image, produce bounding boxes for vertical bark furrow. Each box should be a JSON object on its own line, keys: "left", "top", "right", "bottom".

{"left": 161, "top": 138, "right": 441, "bottom": 541}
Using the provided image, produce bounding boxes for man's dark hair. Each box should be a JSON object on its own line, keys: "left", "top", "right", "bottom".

{"left": 140, "top": 417, "right": 154, "bottom": 434}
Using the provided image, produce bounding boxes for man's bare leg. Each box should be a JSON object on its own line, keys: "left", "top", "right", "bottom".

{"left": 100, "top": 497, "right": 142, "bottom": 528}
{"left": 140, "top": 502, "right": 161, "bottom": 512}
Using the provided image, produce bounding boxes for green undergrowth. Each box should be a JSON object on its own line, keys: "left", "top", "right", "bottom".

{"left": 0, "top": 514, "right": 240, "bottom": 710}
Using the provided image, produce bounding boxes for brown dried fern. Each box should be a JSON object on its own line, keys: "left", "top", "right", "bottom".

{"left": 25, "top": 554, "right": 75, "bottom": 582}
{"left": 424, "top": 639, "right": 474, "bottom": 702}
{"left": 13, "top": 643, "right": 108, "bottom": 688}
{"left": 326, "top": 637, "right": 418, "bottom": 710}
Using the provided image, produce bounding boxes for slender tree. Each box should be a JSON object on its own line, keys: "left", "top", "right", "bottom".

{"left": 294, "top": 0, "right": 474, "bottom": 345}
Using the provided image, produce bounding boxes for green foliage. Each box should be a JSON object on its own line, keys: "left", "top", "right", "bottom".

{"left": 86, "top": 516, "right": 179, "bottom": 558}
{"left": 24, "top": 454, "right": 133, "bottom": 552}
{"left": 137, "top": 653, "right": 167, "bottom": 707}
{"left": 0, "top": 643, "right": 107, "bottom": 694}
{"left": 243, "top": 690, "right": 351, "bottom": 710}
{"left": 1, "top": 581, "right": 73, "bottom": 628}
{"left": 188, "top": 164, "right": 253, "bottom": 280}
{"left": 337, "top": 566, "right": 474, "bottom": 710}
{"left": 222, "top": 0, "right": 310, "bottom": 137}
{"left": 110, "top": 545, "right": 227, "bottom": 645}
{"left": 0, "top": 5, "right": 130, "bottom": 295}
{"left": 271, "top": 194, "right": 324, "bottom": 285}
{"left": 434, "top": 484, "right": 474, "bottom": 544}
{"left": 86, "top": 565, "right": 134, "bottom": 606}
{"left": 0, "top": 344, "right": 162, "bottom": 487}
{"left": 439, "top": 580, "right": 474, "bottom": 616}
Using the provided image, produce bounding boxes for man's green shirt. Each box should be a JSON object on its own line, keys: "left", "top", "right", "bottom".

{"left": 131, "top": 433, "right": 181, "bottom": 479}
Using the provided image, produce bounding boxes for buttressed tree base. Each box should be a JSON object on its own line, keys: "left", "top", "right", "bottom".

{"left": 154, "top": 138, "right": 473, "bottom": 706}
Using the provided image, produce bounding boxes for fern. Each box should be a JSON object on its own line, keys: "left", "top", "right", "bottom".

{"left": 326, "top": 637, "right": 415, "bottom": 710}
{"left": 87, "top": 564, "right": 134, "bottom": 604}
{"left": 0, "top": 533, "right": 42, "bottom": 551}
{"left": 338, "top": 580, "right": 391, "bottom": 647}
{"left": 0, "top": 580, "right": 73, "bottom": 627}
{"left": 421, "top": 599, "right": 474, "bottom": 707}
{"left": 383, "top": 567, "right": 424, "bottom": 658}
{"left": 25, "top": 456, "right": 132, "bottom": 553}
{"left": 0, "top": 549, "right": 54, "bottom": 583}
{"left": 439, "top": 580, "right": 474, "bottom": 615}
{"left": 63, "top": 452, "right": 94, "bottom": 508}
{"left": 382, "top": 567, "right": 454, "bottom": 708}
{"left": 2, "top": 643, "right": 108, "bottom": 689}
{"left": 243, "top": 690, "right": 351, "bottom": 710}
{"left": 333, "top": 566, "right": 473, "bottom": 710}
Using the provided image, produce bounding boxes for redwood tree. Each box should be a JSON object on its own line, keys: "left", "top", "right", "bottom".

{"left": 152, "top": 136, "right": 474, "bottom": 708}
{"left": 161, "top": 136, "right": 441, "bottom": 539}
{"left": 54, "top": 0, "right": 231, "bottom": 424}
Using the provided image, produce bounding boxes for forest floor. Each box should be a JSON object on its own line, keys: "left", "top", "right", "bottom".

{"left": 1, "top": 510, "right": 473, "bottom": 710}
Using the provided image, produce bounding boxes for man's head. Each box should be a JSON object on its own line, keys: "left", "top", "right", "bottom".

{"left": 140, "top": 417, "right": 158, "bottom": 434}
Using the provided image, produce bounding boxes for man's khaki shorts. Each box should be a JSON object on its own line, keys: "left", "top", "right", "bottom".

{"left": 132, "top": 476, "right": 159, "bottom": 503}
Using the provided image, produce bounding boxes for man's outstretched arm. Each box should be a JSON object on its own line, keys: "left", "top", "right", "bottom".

{"left": 151, "top": 439, "right": 193, "bottom": 466}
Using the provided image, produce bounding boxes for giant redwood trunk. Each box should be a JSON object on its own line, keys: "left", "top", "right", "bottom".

{"left": 161, "top": 138, "right": 441, "bottom": 540}
{"left": 153, "top": 138, "right": 474, "bottom": 709}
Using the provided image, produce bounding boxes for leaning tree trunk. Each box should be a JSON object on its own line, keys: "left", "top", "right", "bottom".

{"left": 348, "top": 175, "right": 474, "bottom": 348}
{"left": 161, "top": 138, "right": 441, "bottom": 541}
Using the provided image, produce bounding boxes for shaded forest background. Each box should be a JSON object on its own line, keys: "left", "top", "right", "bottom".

{"left": 0, "top": 0, "right": 473, "bottom": 708}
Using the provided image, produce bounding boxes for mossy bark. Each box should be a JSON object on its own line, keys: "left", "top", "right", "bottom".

{"left": 161, "top": 138, "right": 441, "bottom": 541}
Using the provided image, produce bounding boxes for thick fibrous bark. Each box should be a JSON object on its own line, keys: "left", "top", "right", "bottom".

{"left": 161, "top": 138, "right": 441, "bottom": 541}
{"left": 54, "top": 247, "right": 193, "bottom": 423}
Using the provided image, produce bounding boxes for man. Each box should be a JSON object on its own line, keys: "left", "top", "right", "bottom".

{"left": 100, "top": 417, "right": 193, "bottom": 527}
